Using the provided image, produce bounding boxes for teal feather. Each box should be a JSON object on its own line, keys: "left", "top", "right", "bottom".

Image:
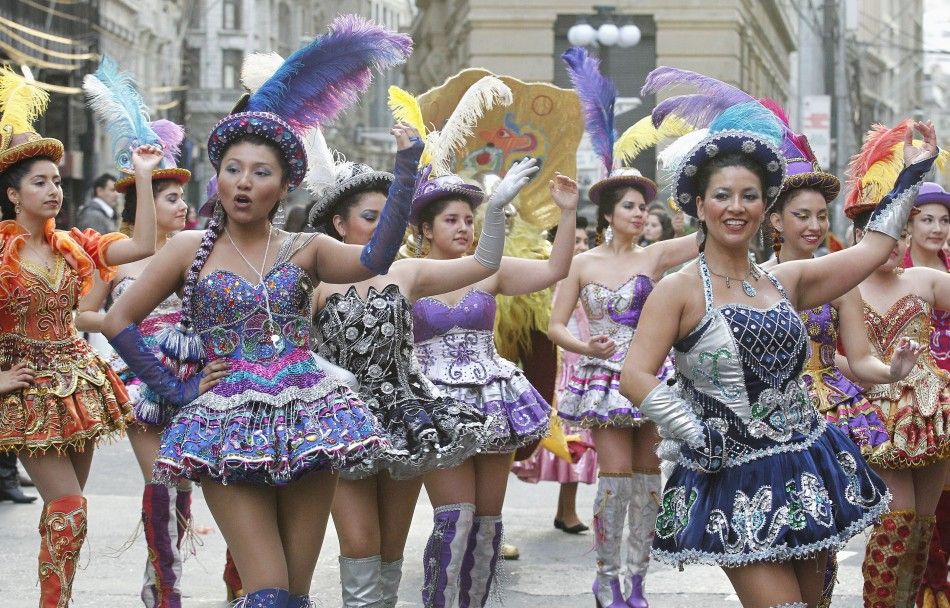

{"left": 708, "top": 101, "right": 783, "bottom": 147}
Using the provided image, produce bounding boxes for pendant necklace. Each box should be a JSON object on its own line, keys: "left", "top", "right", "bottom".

{"left": 226, "top": 225, "right": 283, "bottom": 348}
{"left": 706, "top": 257, "right": 761, "bottom": 298}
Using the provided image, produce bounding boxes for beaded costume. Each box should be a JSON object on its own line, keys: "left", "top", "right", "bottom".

{"left": 862, "top": 295, "right": 950, "bottom": 469}
{"left": 903, "top": 248, "right": 950, "bottom": 372}
{"left": 800, "top": 304, "right": 888, "bottom": 453}
{"left": 558, "top": 274, "right": 672, "bottom": 428}
{"left": 0, "top": 219, "right": 131, "bottom": 453}
{"left": 317, "top": 284, "right": 487, "bottom": 479}
{"left": 154, "top": 234, "right": 386, "bottom": 485}
{"left": 653, "top": 256, "right": 889, "bottom": 567}
{"left": 412, "top": 288, "right": 549, "bottom": 452}
{"left": 109, "top": 277, "right": 182, "bottom": 426}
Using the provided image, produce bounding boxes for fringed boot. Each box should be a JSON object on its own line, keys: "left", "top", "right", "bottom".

{"left": 422, "top": 503, "right": 475, "bottom": 608}
{"left": 141, "top": 484, "right": 183, "bottom": 607}
{"left": 593, "top": 473, "right": 632, "bottom": 608}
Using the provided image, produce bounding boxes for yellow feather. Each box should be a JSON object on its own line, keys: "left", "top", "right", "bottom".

{"left": 859, "top": 141, "right": 950, "bottom": 206}
{"left": 0, "top": 65, "right": 48, "bottom": 135}
{"left": 614, "top": 115, "right": 693, "bottom": 165}
{"left": 388, "top": 85, "right": 431, "bottom": 167}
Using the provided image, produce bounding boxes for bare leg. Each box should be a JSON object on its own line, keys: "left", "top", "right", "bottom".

{"left": 201, "top": 478, "right": 289, "bottom": 592}
{"left": 557, "top": 482, "right": 583, "bottom": 527}
{"left": 592, "top": 427, "right": 636, "bottom": 474}
{"left": 276, "top": 471, "right": 337, "bottom": 595}
{"left": 792, "top": 551, "right": 828, "bottom": 607}
{"left": 68, "top": 447, "right": 95, "bottom": 491}
{"left": 472, "top": 453, "right": 514, "bottom": 516}
{"left": 128, "top": 423, "right": 164, "bottom": 481}
{"left": 630, "top": 422, "right": 660, "bottom": 471}
{"left": 724, "top": 561, "right": 804, "bottom": 608}
{"left": 874, "top": 466, "right": 917, "bottom": 511}
{"left": 332, "top": 476, "right": 381, "bottom": 558}
{"left": 914, "top": 460, "right": 950, "bottom": 517}
{"left": 378, "top": 472, "right": 424, "bottom": 562}
{"left": 425, "top": 458, "right": 476, "bottom": 508}
{"left": 20, "top": 449, "right": 84, "bottom": 502}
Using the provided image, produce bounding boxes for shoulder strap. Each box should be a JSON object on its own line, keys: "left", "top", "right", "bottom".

{"left": 696, "top": 253, "right": 715, "bottom": 313}
{"left": 277, "top": 232, "right": 318, "bottom": 265}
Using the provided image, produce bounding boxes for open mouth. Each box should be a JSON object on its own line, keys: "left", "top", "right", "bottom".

{"left": 233, "top": 194, "right": 252, "bottom": 207}
{"left": 723, "top": 219, "right": 747, "bottom": 232}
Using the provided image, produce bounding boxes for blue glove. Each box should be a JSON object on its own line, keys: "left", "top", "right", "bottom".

{"left": 360, "top": 137, "right": 424, "bottom": 274}
{"left": 109, "top": 323, "right": 201, "bottom": 408}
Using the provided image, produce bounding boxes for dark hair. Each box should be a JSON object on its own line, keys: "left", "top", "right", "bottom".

{"left": 768, "top": 186, "right": 827, "bottom": 256}
{"left": 121, "top": 178, "right": 181, "bottom": 227}
{"left": 415, "top": 196, "right": 475, "bottom": 235}
{"left": 852, "top": 209, "right": 872, "bottom": 232}
{"left": 321, "top": 186, "right": 389, "bottom": 240}
{"left": 0, "top": 156, "right": 56, "bottom": 219}
{"left": 595, "top": 184, "right": 650, "bottom": 243}
{"left": 647, "top": 209, "right": 675, "bottom": 242}
{"left": 93, "top": 173, "right": 116, "bottom": 193}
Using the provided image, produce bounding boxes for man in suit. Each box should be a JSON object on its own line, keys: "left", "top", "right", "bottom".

{"left": 76, "top": 173, "right": 119, "bottom": 234}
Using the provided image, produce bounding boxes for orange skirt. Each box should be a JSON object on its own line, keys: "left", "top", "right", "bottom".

{"left": 867, "top": 384, "right": 950, "bottom": 470}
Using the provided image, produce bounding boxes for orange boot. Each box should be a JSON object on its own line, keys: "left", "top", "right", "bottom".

{"left": 917, "top": 489, "right": 950, "bottom": 608}
{"left": 902, "top": 515, "right": 937, "bottom": 607}
{"left": 38, "top": 495, "right": 87, "bottom": 608}
{"left": 863, "top": 510, "right": 915, "bottom": 608}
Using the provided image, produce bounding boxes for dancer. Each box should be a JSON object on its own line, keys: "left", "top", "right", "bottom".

{"left": 903, "top": 182, "right": 950, "bottom": 608}
{"left": 402, "top": 81, "right": 578, "bottom": 608}
{"left": 620, "top": 70, "right": 937, "bottom": 607}
{"left": 74, "top": 57, "right": 194, "bottom": 608}
{"left": 512, "top": 216, "right": 598, "bottom": 535}
{"left": 102, "top": 18, "right": 412, "bottom": 608}
{"left": 548, "top": 49, "right": 698, "bottom": 608}
{"left": 0, "top": 64, "right": 162, "bottom": 607}
{"left": 843, "top": 120, "right": 950, "bottom": 608}
{"left": 310, "top": 81, "right": 538, "bottom": 607}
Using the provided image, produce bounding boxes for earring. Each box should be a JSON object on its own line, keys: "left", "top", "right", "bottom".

{"left": 13, "top": 200, "right": 21, "bottom": 215}
{"left": 414, "top": 231, "right": 424, "bottom": 258}
{"left": 604, "top": 225, "right": 614, "bottom": 244}
{"left": 758, "top": 228, "right": 764, "bottom": 251}
{"left": 273, "top": 200, "right": 287, "bottom": 227}
{"left": 771, "top": 227, "right": 784, "bottom": 257}
{"left": 695, "top": 221, "right": 706, "bottom": 249}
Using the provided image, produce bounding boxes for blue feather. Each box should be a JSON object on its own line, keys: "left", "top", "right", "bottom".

{"left": 708, "top": 101, "right": 784, "bottom": 146}
{"left": 562, "top": 46, "right": 617, "bottom": 171}
{"left": 247, "top": 14, "right": 412, "bottom": 130}
{"left": 83, "top": 57, "right": 161, "bottom": 173}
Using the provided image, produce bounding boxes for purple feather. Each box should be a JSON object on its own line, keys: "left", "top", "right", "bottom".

{"left": 247, "top": 14, "right": 412, "bottom": 130}
{"left": 149, "top": 119, "right": 185, "bottom": 165}
{"left": 562, "top": 46, "right": 616, "bottom": 171}
{"left": 642, "top": 67, "right": 753, "bottom": 128}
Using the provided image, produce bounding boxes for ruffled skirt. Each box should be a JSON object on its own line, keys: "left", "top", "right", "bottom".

{"left": 866, "top": 384, "right": 950, "bottom": 469}
{"left": 434, "top": 371, "right": 549, "bottom": 454}
{"left": 341, "top": 382, "right": 488, "bottom": 480}
{"left": 653, "top": 423, "right": 890, "bottom": 567}
{"left": 153, "top": 350, "right": 388, "bottom": 485}
{"left": 0, "top": 336, "right": 131, "bottom": 454}
{"left": 803, "top": 366, "right": 888, "bottom": 455}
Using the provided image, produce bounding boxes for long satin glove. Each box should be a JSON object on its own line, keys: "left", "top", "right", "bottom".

{"left": 865, "top": 153, "right": 938, "bottom": 239}
{"left": 639, "top": 381, "right": 728, "bottom": 473}
{"left": 473, "top": 157, "right": 540, "bottom": 269}
{"left": 109, "top": 323, "right": 201, "bottom": 408}
{"left": 360, "top": 137, "right": 424, "bottom": 275}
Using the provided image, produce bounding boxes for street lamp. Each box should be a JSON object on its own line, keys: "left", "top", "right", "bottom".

{"left": 568, "top": 6, "right": 641, "bottom": 48}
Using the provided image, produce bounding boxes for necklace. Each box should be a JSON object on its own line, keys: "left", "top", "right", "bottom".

{"left": 225, "top": 225, "right": 283, "bottom": 348}
{"left": 705, "top": 256, "right": 761, "bottom": 298}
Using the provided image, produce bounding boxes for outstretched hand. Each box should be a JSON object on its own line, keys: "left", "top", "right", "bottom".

{"left": 132, "top": 143, "right": 165, "bottom": 174}
{"left": 549, "top": 173, "right": 579, "bottom": 211}
{"left": 487, "top": 157, "right": 540, "bottom": 210}
{"left": 903, "top": 120, "right": 938, "bottom": 167}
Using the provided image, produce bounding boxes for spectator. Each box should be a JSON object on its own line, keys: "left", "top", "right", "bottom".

{"left": 639, "top": 208, "right": 674, "bottom": 246}
{"left": 76, "top": 173, "right": 119, "bottom": 233}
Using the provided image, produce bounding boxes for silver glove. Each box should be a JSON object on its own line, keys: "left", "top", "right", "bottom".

{"left": 473, "top": 157, "right": 540, "bottom": 269}
{"left": 639, "top": 381, "right": 703, "bottom": 446}
{"left": 866, "top": 154, "right": 937, "bottom": 239}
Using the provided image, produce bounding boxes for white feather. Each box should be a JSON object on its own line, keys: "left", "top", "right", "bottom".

{"left": 656, "top": 128, "right": 708, "bottom": 191}
{"left": 82, "top": 74, "right": 137, "bottom": 138}
{"left": 302, "top": 127, "right": 338, "bottom": 198}
{"left": 428, "top": 76, "right": 513, "bottom": 177}
{"left": 241, "top": 52, "right": 285, "bottom": 93}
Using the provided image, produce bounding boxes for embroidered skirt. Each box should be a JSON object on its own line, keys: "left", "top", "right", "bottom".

{"left": 865, "top": 383, "right": 950, "bottom": 469}
{"left": 802, "top": 366, "right": 888, "bottom": 455}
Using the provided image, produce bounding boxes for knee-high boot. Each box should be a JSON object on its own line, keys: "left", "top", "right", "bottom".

{"left": 38, "top": 495, "right": 87, "bottom": 608}
{"left": 593, "top": 474, "right": 632, "bottom": 608}
{"left": 816, "top": 551, "right": 838, "bottom": 608}
{"left": 287, "top": 595, "right": 312, "bottom": 608}
{"left": 458, "top": 515, "right": 503, "bottom": 607}
{"left": 422, "top": 503, "right": 475, "bottom": 608}
{"left": 917, "top": 488, "right": 950, "bottom": 608}
{"left": 863, "top": 510, "right": 916, "bottom": 608}
{"left": 896, "top": 514, "right": 936, "bottom": 607}
{"left": 625, "top": 471, "right": 659, "bottom": 608}
{"left": 380, "top": 558, "right": 403, "bottom": 608}
{"left": 339, "top": 555, "right": 384, "bottom": 607}
{"left": 174, "top": 487, "right": 191, "bottom": 552}
{"left": 234, "top": 588, "right": 290, "bottom": 607}
{"left": 141, "top": 484, "right": 182, "bottom": 607}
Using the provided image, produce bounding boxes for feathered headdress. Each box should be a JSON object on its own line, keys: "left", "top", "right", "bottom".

{"left": 207, "top": 14, "right": 413, "bottom": 190}
{"left": 844, "top": 120, "right": 950, "bottom": 218}
{"left": 83, "top": 57, "right": 191, "bottom": 192}
{"left": 83, "top": 57, "right": 163, "bottom": 174}
{"left": 0, "top": 65, "right": 64, "bottom": 175}
{"left": 641, "top": 67, "right": 757, "bottom": 131}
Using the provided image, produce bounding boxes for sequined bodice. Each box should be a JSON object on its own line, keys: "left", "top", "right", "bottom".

{"left": 0, "top": 256, "right": 79, "bottom": 340}
{"left": 672, "top": 257, "right": 817, "bottom": 466}
{"left": 318, "top": 284, "right": 433, "bottom": 401}
{"left": 412, "top": 289, "right": 519, "bottom": 385}
{"left": 193, "top": 261, "right": 313, "bottom": 363}
{"left": 801, "top": 303, "right": 838, "bottom": 371}
{"left": 579, "top": 274, "right": 653, "bottom": 370}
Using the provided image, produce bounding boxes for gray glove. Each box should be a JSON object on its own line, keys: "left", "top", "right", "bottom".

{"left": 865, "top": 154, "right": 937, "bottom": 239}
{"left": 640, "top": 381, "right": 703, "bottom": 446}
{"left": 473, "top": 157, "right": 540, "bottom": 269}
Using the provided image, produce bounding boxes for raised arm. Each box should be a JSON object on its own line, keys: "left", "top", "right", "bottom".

{"left": 837, "top": 288, "right": 919, "bottom": 384}
{"left": 75, "top": 273, "right": 111, "bottom": 333}
{"left": 774, "top": 121, "right": 939, "bottom": 310}
{"left": 494, "top": 174, "right": 577, "bottom": 297}
{"left": 101, "top": 145, "right": 162, "bottom": 266}
{"left": 647, "top": 233, "right": 699, "bottom": 277}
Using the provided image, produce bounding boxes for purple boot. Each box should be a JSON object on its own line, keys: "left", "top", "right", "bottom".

{"left": 459, "top": 515, "right": 503, "bottom": 607}
{"left": 141, "top": 483, "right": 182, "bottom": 608}
{"left": 422, "top": 503, "right": 475, "bottom": 608}
{"left": 237, "top": 588, "right": 290, "bottom": 607}
{"left": 287, "top": 595, "right": 312, "bottom": 608}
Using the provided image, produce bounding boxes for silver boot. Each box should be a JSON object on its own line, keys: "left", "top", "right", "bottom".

{"left": 458, "top": 515, "right": 503, "bottom": 607}
{"left": 593, "top": 474, "right": 633, "bottom": 608}
{"left": 624, "top": 472, "right": 659, "bottom": 608}
{"left": 380, "top": 558, "right": 402, "bottom": 608}
{"left": 339, "top": 555, "right": 384, "bottom": 607}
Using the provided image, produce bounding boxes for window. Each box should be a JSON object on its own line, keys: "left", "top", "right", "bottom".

{"left": 188, "top": 0, "right": 204, "bottom": 28}
{"left": 277, "top": 3, "right": 292, "bottom": 56}
{"left": 222, "top": 50, "right": 243, "bottom": 89}
{"left": 184, "top": 48, "right": 201, "bottom": 89}
{"left": 223, "top": 0, "right": 241, "bottom": 30}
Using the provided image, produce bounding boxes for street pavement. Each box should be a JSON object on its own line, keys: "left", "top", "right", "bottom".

{"left": 1, "top": 440, "right": 866, "bottom": 607}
